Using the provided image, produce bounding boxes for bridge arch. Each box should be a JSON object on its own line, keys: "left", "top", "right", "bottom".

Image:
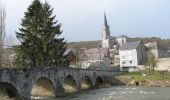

{"left": 80, "top": 76, "right": 92, "bottom": 90}
{"left": 95, "top": 76, "right": 103, "bottom": 88}
{"left": 63, "top": 75, "right": 77, "bottom": 93}
{"left": 0, "top": 82, "right": 20, "bottom": 99}
{"left": 31, "top": 77, "right": 56, "bottom": 98}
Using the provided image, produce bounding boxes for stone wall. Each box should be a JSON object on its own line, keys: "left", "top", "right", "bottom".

{"left": 156, "top": 58, "right": 170, "bottom": 71}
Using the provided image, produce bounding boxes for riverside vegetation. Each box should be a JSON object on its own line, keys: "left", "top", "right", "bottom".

{"left": 111, "top": 71, "right": 170, "bottom": 87}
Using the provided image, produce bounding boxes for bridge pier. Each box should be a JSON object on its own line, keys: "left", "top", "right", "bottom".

{"left": 54, "top": 79, "right": 66, "bottom": 97}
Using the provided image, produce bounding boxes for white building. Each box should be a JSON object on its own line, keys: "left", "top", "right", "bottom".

{"left": 116, "top": 35, "right": 127, "bottom": 46}
{"left": 119, "top": 41, "right": 145, "bottom": 72}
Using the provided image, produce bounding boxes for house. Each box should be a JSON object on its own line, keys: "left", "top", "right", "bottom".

{"left": 119, "top": 41, "right": 145, "bottom": 72}
{"left": 116, "top": 35, "right": 127, "bottom": 47}
{"left": 2, "top": 47, "right": 16, "bottom": 68}
{"left": 63, "top": 49, "right": 77, "bottom": 68}
{"left": 144, "top": 42, "right": 170, "bottom": 59}
{"left": 144, "top": 42, "right": 170, "bottom": 71}
{"left": 88, "top": 56, "right": 110, "bottom": 70}
{"left": 144, "top": 42, "right": 159, "bottom": 59}
{"left": 81, "top": 48, "right": 110, "bottom": 69}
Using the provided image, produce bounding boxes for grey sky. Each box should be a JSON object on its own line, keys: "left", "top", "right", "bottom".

{"left": 3, "top": 0, "right": 170, "bottom": 44}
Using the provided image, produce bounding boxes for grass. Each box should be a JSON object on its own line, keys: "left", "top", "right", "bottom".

{"left": 122, "top": 71, "right": 170, "bottom": 81}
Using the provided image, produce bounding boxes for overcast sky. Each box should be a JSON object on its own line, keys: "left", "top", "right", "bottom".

{"left": 2, "top": 0, "right": 170, "bottom": 45}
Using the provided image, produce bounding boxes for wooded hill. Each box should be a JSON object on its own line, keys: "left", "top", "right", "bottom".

{"left": 67, "top": 40, "right": 101, "bottom": 49}
{"left": 68, "top": 37, "right": 170, "bottom": 49}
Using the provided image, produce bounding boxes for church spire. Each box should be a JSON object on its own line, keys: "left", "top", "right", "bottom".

{"left": 104, "top": 12, "right": 108, "bottom": 27}
{"left": 102, "top": 12, "right": 110, "bottom": 49}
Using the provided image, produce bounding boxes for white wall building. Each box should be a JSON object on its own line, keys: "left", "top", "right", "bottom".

{"left": 116, "top": 35, "right": 127, "bottom": 46}
{"left": 119, "top": 41, "right": 145, "bottom": 72}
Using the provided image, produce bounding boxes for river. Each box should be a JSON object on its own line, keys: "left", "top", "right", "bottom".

{"left": 40, "top": 86, "right": 170, "bottom": 100}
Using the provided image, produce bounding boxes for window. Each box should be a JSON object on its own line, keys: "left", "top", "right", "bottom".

{"left": 130, "top": 61, "right": 132, "bottom": 64}
{"left": 122, "top": 62, "right": 126, "bottom": 64}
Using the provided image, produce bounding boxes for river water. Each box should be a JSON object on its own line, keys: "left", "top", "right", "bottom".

{"left": 42, "top": 86, "right": 170, "bottom": 100}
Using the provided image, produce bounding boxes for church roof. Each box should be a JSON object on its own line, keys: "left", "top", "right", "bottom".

{"left": 104, "top": 12, "right": 108, "bottom": 27}
{"left": 120, "top": 41, "right": 141, "bottom": 50}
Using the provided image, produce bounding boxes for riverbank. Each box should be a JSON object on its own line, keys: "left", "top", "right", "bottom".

{"left": 109, "top": 72, "right": 170, "bottom": 87}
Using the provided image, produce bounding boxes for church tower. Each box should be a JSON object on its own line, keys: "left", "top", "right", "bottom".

{"left": 102, "top": 13, "right": 110, "bottom": 49}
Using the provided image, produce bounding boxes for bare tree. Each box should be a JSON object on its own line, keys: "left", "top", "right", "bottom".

{"left": 144, "top": 51, "right": 157, "bottom": 75}
{"left": 0, "top": 0, "right": 6, "bottom": 67}
{"left": 3, "top": 35, "right": 17, "bottom": 68}
{"left": 74, "top": 48, "right": 87, "bottom": 68}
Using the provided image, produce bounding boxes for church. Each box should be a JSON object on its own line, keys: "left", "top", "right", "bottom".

{"left": 101, "top": 13, "right": 127, "bottom": 50}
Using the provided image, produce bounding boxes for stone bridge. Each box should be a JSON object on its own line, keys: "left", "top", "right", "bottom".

{"left": 0, "top": 68, "right": 124, "bottom": 100}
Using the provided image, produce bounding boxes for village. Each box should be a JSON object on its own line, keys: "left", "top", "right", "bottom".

{"left": 1, "top": 13, "right": 170, "bottom": 74}
{"left": 64, "top": 13, "right": 170, "bottom": 72}
{"left": 2, "top": 0, "right": 170, "bottom": 99}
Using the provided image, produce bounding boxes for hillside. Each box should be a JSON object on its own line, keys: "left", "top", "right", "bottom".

{"left": 67, "top": 40, "right": 101, "bottom": 49}
{"left": 128, "top": 37, "right": 170, "bottom": 48}
{"left": 67, "top": 37, "right": 170, "bottom": 49}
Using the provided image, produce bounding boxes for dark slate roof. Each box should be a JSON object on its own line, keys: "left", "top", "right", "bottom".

{"left": 157, "top": 43, "right": 169, "bottom": 50}
{"left": 104, "top": 12, "right": 108, "bottom": 27}
{"left": 120, "top": 41, "right": 141, "bottom": 50}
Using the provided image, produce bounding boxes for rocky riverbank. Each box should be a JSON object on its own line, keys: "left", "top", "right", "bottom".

{"left": 111, "top": 76, "right": 170, "bottom": 87}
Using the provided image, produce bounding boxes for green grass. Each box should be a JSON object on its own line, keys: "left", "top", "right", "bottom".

{"left": 122, "top": 71, "right": 170, "bottom": 81}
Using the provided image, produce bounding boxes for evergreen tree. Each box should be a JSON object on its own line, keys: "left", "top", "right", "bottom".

{"left": 16, "top": 0, "right": 66, "bottom": 68}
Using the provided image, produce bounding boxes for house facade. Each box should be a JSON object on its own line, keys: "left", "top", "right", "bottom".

{"left": 81, "top": 48, "right": 109, "bottom": 69}
{"left": 119, "top": 41, "right": 145, "bottom": 72}
{"left": 63, "top": 49, "right": 77, "bottom": 68}
{"left": 145, "top": 42, "right": 170, "bottom": 59}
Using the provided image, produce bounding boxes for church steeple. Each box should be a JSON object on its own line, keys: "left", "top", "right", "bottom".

{"left": 104, "top": 12, "right": 108, "bottom": 27}
{"left": 102, "top": 12, "right": 110, "bottom": 49}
